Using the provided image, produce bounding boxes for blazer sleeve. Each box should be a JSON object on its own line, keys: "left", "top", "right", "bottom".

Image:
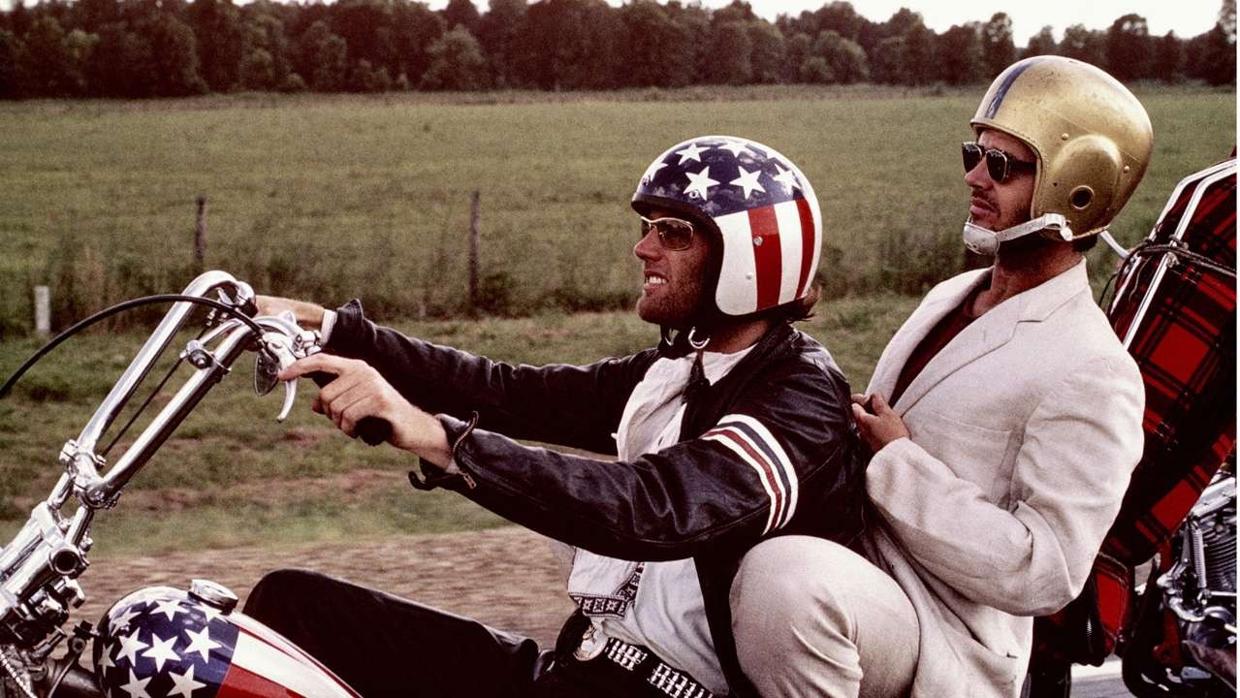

{"left": 865, "top": 353, "right": 1144, "bottom": 615}
{"left": 430, "top": 357, "right": 863, "bottom": 561}
{"left": 324, "top": 299, "right": 651, "bottom": 455}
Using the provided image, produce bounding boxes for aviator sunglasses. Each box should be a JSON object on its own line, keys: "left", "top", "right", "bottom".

{"left": 638, "top": 215, "right": 696, "bottom": 251}
{"left": 961, "top": 142, "right": 1037, "bottom": 183}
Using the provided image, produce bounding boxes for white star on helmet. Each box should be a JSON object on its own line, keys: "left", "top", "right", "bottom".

{"left": 674, "top": 142, "right": 709, "bottom": 164}
{"left": 716, "top": 139, "right": 750, "bottom": 157}
{"left": 730, "top": 166, "right": 766, "bottom": 199}
{"left": 772, "top": 163, "right": 801, "bottom": 193}
{"left": 683, "top": 166, "right": 719, "bottom": 199}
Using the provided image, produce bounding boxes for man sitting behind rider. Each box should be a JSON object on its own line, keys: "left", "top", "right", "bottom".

{"left": 729, "top": 56, "right": 1151, "bottom": 697}
{"left": 246, "top": 136, "right": 865, "bottom": 697}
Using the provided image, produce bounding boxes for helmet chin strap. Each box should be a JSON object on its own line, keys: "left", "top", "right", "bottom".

{"left": 655, "top": 324, "right": 713, "bottom": 401}
{"left": 658, "top": 323, "right": 712, "bottom": 354}
{"left": 962, "top": 213, "right": 1072, "bottom": 256}
{"left": 686, "top": 327, "right": 710, "bottom": 350}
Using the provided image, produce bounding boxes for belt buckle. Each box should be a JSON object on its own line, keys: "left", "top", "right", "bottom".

{"left": 573, "top": 624, "right": 607, "bottom": 661}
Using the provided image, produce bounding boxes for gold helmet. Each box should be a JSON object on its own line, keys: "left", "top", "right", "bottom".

{"left": 971, "top": 56, "right": 1153, "bottom": 242}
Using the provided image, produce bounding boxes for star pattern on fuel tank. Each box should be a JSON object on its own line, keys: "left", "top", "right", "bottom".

{"left": 115, "top": 629, "right": 149, "bottom": 666}
{"left": 141, "top": 632, "right": 181, "bottom": 672}
{"left": 119, "top": 668, "right": 153, "bottom": 698}
{"left": 111, "top": 606, "right": 142, "bottom": 634}
{"left": 150, "top": 598, "right": 185, "bottom": 621}
{"left": 167, "top": 665, "right": 207, "bottom": 698}
{"left": 183, "top": 625, "right": 222, "bottom": 663}
{"left": 98, "top": 589, "right": 240, "bottom": 698}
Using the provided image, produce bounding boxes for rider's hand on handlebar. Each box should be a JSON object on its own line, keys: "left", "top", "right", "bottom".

{"left": 279, "top": 354, "right": 453, "bottom": 468}
{"left": 255, "top": 295, "right": 328, "bottom": 329}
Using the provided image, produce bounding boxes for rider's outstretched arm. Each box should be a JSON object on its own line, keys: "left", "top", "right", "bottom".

{"left": 325, "top": 299, "right": 656, "bottom": 456}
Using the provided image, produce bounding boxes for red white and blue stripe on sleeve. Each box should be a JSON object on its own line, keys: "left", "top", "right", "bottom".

{"left": 702, "top": 414, "right": 799, "bottom": 534}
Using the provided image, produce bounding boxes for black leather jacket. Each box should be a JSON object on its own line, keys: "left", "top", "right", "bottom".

{"left": 326, "top": 300, "right": 866, "bottom": 696}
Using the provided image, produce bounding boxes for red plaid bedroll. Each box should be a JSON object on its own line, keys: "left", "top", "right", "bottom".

{"left": 1033, "top": 158, "right": 1237, "bottom": 666}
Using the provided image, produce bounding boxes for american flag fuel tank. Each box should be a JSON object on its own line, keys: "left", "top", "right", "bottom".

{"left": 93, "top": 583, "right": 358, "bottom": 698}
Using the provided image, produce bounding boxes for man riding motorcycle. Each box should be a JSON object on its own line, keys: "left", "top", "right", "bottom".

{"left": 246, "top": 136, "right": 866, "bottom": 697}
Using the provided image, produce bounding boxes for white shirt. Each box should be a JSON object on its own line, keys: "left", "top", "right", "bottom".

{"left": 328, "top": 308, "right": 750, "bottom": 691}
{"left": 567, "top": 346, "right": 753, "bottom": 694}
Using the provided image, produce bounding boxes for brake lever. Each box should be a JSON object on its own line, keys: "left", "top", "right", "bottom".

{"left": 256, "top": 331, "right": 303, "bottom": 422}
{"left": 257, "top": 316, "right": 392, "bottom": 445}
{"left": 279, "top": 376, "right": 298, "bottom": 423}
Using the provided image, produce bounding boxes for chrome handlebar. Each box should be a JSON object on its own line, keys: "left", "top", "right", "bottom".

{"left": 72, "top": 271, "right": 254, "bottom": 459}
{"left": 0, "top": 271, "right": 318, "bottom": 651}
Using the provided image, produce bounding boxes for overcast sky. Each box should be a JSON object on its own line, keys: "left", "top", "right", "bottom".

{"left": 2, "top": 0, "right": 1221, "bottom": 43}
{"left": 427, "top": 0, "right": 1225, "bottom": 44}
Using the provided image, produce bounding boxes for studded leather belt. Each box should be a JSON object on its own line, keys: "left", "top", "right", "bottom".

{"left": 572, "top": 625, "right": 715, "bottom": 698}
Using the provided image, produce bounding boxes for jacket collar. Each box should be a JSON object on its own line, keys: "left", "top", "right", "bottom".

{"left": 872, "top": 260, "right": 1091, "bottom": 412}
{"left": 678, "top": 322, "right": 797, "bottom": 435}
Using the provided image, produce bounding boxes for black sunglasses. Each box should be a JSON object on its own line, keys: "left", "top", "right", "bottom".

{"left": 638, "top": 215, "right": 696, "bottom": 251}
{"left": 962, "top": 142, "right": 1037, "bottom": 183}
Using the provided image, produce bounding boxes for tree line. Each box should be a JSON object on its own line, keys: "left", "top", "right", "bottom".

{"left": 0, "top": 0, "right": 1234, "bottom": 98}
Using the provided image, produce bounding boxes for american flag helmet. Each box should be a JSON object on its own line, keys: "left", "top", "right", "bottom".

{"left": 93, "top": 583, "right": 359, "bottom": 697}
{"left": 632, "top": 135, "right": 823, "bottom": 317}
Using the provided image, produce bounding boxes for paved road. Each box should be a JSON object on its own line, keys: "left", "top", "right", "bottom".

{"left": 85, "top": 525, "right": 1146, "bottom": 696}
{"left": 1072, "top": 658, "right": 1131, "bottom": 697}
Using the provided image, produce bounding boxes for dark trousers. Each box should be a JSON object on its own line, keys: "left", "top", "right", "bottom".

{"left": 245, "top": 569, "right": 550, "bottom": 697}
{"left": 243, "top": 569, "right": 675, "bottom": 698}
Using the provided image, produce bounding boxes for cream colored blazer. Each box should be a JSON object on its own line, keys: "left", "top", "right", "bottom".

{"left": 863, "top": 261, "right": 1144, "bottom": 697}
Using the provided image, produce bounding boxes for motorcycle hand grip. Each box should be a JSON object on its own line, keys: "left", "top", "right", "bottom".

{"left": 306, "top": 371, "right": 393, "bottom": 447}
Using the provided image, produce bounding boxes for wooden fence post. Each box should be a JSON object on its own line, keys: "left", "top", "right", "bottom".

{"left": 34, "top": 285, "right": 50, "bottom": 337}
{"left": 194, "top": 195, "right": 208, "bottom": 272}
{"left": 469, "top": 190, "right": 481, "bottom": 314}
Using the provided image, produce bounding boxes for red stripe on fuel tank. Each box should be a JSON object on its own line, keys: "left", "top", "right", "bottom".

{"left": 218, "top": 664, "right": 305, "bottom": 698}
{"left": 795, "top": 197, "right": 815, "bottom": 298}
{"left": 748, "top": 205, "right": 782, "bottom": 310}
{"left": 235, "top": 620, "right": 339, "bottom": 679}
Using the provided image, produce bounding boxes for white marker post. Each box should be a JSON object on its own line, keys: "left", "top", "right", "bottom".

{"left": 34, "top": 285, "right": 50, "bottom": 337}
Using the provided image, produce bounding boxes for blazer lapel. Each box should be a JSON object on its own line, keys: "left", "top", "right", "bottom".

{"left": 892, "top": 295, "right": 1023, "bottom": 412}
{"left": 868, "top": 269, "right": 989, "bottom": 399}
{"left": 891, "top": 259, "right": 1092, "bottom": 413}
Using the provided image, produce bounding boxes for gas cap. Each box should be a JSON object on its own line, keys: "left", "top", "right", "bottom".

{"left": 189, "top": 578, "right": 239, "bottom": 613}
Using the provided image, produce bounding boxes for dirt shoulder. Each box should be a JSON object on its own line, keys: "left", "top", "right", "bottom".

{"left": 77, "top": 527, "right": 576, "bottom": 648}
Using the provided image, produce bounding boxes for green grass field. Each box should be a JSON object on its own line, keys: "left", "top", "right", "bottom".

{"left": 0, "top": 85, "right": 1233, "bottom": 552}
{"left": 0, "top": 85, "right": 1233, "bottom": 334}
{"left": 0, "top": 294, "right": 915, "bottom": 554}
